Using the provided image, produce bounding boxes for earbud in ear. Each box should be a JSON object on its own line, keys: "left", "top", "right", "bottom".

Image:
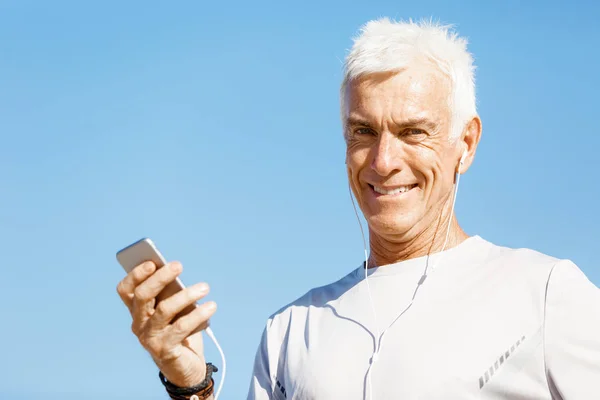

{"left": 456, "top": 150, "right": 467, "bottom": 175}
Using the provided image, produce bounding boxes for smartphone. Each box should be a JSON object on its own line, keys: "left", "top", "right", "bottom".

{"left": 116, "top": 238, "right": 197, "bottom": 319}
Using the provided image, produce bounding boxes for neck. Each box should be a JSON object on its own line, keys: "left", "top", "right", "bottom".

{"left": 367, "top": 217, "right": 468, "bottom": 267}
{"left": 363, "top": 180, "right": 470, "bottom": 268}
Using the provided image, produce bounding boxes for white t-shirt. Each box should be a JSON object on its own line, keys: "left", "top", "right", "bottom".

{"left": 246, "top": 236, "right": 600, "bottom": 399}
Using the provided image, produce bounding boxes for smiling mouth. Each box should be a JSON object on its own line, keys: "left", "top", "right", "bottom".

{"left": 369, "top": 184, "right": 418, "bottom": 196}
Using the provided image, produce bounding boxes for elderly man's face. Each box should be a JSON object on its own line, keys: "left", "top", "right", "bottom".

{"left": 344, "top": 66, "right": 464, "bottom": 239}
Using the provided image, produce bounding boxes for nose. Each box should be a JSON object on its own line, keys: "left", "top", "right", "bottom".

{"left": 370, "top": 131, "right": 403, "bottom": 177}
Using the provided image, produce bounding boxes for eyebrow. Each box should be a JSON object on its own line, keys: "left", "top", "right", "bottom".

{"left": 345, "top": 116, "right": 438, "bottom": 132}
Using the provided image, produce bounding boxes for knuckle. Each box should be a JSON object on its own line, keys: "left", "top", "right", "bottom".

{"left": 155, "top": 301, "right": 171, "bottom": 318}
{"left": 173, "top": 316, "right": 194, "bottom": 333}
{"left": 133, "top": 287, "right": 148, "bottom": 301}
{"left": 116, "top": 281, "right": 126, "bottom": 296}
{"left": 158, "top": 263, "right": 180, "bottom": 283}
{"left": 131, "top": 268, "right": 144, "bottom": 281}
{"left": 131, "top": 321, "right": 141, "bottom": 337}
{"left": 140, "top": 260, "right": 155, "bottom": 271}
{"left": 137, "top": 330, "right": 150, "bottom": 346}
{"left": 184, "top": 288, "right": 198, "bottom": 303}
{"left": 133, "top": 262, "right": 151, "bottom": 279}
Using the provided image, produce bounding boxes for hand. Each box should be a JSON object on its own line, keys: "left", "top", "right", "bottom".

{"left": 117, "top": 261, "right": 217, "bottom": 387}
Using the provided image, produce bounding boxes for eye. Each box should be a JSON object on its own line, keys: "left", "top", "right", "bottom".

{"left": 354, "top": 127, "right": 376, "bottom": 136}
{"left": 406, "top": 128, "right": 426, "bottom": 136}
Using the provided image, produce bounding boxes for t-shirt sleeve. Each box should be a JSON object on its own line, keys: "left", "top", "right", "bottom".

{"left": 246, "top": 325, "right": 274, "bottom": 400}
{"left": 544, "top": 259, "right": 600, "bottom": 398}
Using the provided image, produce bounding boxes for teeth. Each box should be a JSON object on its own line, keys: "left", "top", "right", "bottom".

{"left": 374, "top": 185, "right": 414, "bottom": 195}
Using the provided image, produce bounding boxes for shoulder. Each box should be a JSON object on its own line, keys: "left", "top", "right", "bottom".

{"left": 478, "top": 237, "right": 598, "bottom": 294}
{"left": 483, "top": 237, "right": 559, "bottom": 264}
{"left": 546, "top": 259, "right": 598, "bottom": 303}
{"left": 263, "top": 266, "right": 361, "bottom": 333}
{"left": 479, "top": 237, "right": 562, "bottom": 277}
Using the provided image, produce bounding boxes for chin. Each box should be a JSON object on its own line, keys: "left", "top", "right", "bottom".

{"left": 367, "top": 212, "right": 420, "bottom": 237}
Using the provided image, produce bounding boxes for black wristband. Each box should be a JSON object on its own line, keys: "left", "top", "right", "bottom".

{"left": 159, "top": 363, "right": 218, "bottom": 397}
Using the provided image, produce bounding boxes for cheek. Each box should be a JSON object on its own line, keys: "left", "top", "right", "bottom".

{"left": 346, "top": 146, "right": 370, "bottom": 179}
{"left": 412, "top": 147, "right": 447, "bottom": 189}
{"left": 346, "top": 148, "right": 371, "bottom": 208}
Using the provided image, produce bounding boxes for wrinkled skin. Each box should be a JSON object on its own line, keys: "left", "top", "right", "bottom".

{"left": 343, "top": 65, "right": 482, "bottom": 267}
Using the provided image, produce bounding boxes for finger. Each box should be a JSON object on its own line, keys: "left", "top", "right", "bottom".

{"left": 131, "top": 262, "right": 183, "bottom": 326}
{"left": 117, "top": 261, "right": 157, "bottom": 309}
{"left": 151, "top": 282, "right": 210, "bottom": 329}
{"left": 166, "top": 301, "right": 217, "bottom": 346}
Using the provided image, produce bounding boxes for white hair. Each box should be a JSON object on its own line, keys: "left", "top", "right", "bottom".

{"left": 341, "top": 18, "right": 477, "bottom": 140}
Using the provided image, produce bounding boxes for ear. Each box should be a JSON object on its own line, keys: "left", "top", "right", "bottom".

{"left": 457, "top": 116, "right": 482, "bottom": 174}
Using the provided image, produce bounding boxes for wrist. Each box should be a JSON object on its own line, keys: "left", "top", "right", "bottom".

{"left": 159, "top": 363, "right": 218, "bottom": 400}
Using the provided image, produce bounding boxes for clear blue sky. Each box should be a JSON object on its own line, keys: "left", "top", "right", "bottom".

{"left": 1, "top": 1, "right": 598, "bottom": 399}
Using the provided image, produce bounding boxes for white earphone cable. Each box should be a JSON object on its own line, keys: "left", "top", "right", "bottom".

{"left": 426, "top": 159, "right": 463, "bottom": 275}
{"left": 204, "top": 326, "right": 226, "bottom": 400}
{"left": 349, "top": 157, "right": 464, "bottom": 400}
{"left": 348, "top": 184, "right": 381, "bottom": 400}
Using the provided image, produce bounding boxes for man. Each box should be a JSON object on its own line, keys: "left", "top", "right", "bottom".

{"left": 117, "top": 18, "right": 600, "bottom": 399}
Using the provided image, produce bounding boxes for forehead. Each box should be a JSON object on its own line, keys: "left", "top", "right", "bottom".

{"left": 344, "top": 66, "right": 451, "bottom": 123}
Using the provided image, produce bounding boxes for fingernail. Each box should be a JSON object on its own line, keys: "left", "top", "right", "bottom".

{"left": 194, "top": 283, "right": 209, "bottom": 294}
{"left": 170, "top": 262, "right": 181, "bottom": 271}
{"left": 206, "top": 302, "right": 217, "bottom": 311}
